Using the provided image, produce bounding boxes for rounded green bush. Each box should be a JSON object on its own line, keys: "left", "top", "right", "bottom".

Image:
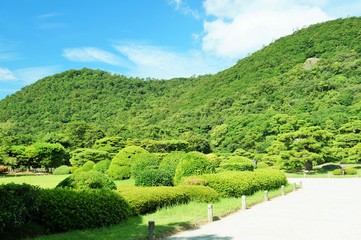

{"left": 35, "top": 188, "right": 131, "bottom": 233}
{"left": 131, "top": 153, "right": 160, "bottom": 178}
{"left": 333, "top": 169, "right": 343, "bottom": 175}
{"left": 56, "top": 170, "right": 116, "bottom": 190}
{"left": 53, "top": 165, "right": 70, "bottom": 175}
{"left": 174, "top": 151, "right": 215, "bottom": 185}
{"left": 70, "top": 148, "right": 111, "bottom": 167}
{"left": 256, "top": 162, "right": 269, "bottom": 169}
{"left": 108, "top": 164, "right": 131, "bottom": 180}
{"left": 134, "top": 169, "right": 174, "bottom": 187}
{"left": 159, "top": 151, "right": 186, "bottom": 176}
{"left": 345, "top": 167, "right": 357, "bottom": 175}
{"left": 93, "top": 160, "right": 111, "bottom": 173}
{"left": 220, "top": 156, "right": 254, "bottom": 171}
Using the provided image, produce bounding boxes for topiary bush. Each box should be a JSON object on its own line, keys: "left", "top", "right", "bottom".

{"left": 56, "top": 170, "right": 116, "bottom": 190}
{"left": 332, "top": 169, "right": 343, "bottom": 175}
{"left": 256, "top": 162, "right": 269, "bottom": 169}
{"left": 131, "top": 153, "right": 160, "bottom": 179}
{"left": 174, "top": 151, "right": 215, "bottom": 185}
{"left": 108, "top": 146, "right": 149, "bottom": 180}
{"left": 53, "top": 165, "right": 70, "bottom": 175}
{"left": 74, "top": 160, "right": 95, "bottom": 173}
{"left": 134, "top": 169, "right": 174, "bottom": 186}
{"left": 185, "top": 169, "right": 287, "bottom": 198}
{"left": 93, "top": 159, "right": 111, "bottom": 173}
{"left": 345, "top": 167, "right": 357, "bottom": 175}
{"left": 220, "top": 156, "right": 254, "bottom": 172}
{"left": 69, "top": 148, "right": 111, "bottom": 167}
{"left": 118, "top": 186, "right": 190, "bottom": 215}
{"left": 159, "top": 151, "right": 186, "bottom": 176}
{"left": 35, "top": 188, "right": 131, "bottom": 233}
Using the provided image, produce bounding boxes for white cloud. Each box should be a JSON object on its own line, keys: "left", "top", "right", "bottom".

{"left": 0, "top": 67, "right": 17, "bottom": 81}
{"left": 201, "top": 0, "right": 332, "bottom": 58}
{"left": 14, "top": 66, "right": 60, "bottom": 84}
{"left": 168, "top": 0, "right": 201, "bottom": 19}
{"left": 63, "top": 47, "right": 126, "bottom": 66}
{"left": 114, "top": 43, "right": 232, "bottom": 79}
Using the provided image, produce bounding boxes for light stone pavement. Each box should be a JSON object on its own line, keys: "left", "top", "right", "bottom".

{"left": 165, "top": 178, "right": 361, "bottom": 240}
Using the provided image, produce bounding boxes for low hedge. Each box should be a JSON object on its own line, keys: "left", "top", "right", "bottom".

{"left": 118, "top": 186, "right": 190, "bottom": 215}
{"left": 35, "top": 188, "right": 131, "bottom": 233}
{"left": 183, "top": 169, "right": 287, "bottom": 198}
{"left": 345, "top": 167, "right": 358, "bottom": 175}
{"left": 134, "top": 168, "right": 174, "bottom": 187}
{"left": 0, "top": 184, "right": 131, "bottom": 238}
{"left": 177, "top": 185, "right": 219, "bottom": 203}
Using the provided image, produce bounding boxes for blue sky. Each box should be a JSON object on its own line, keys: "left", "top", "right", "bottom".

{"left": 1, "top": 0, "right": 361, "bottom": 99}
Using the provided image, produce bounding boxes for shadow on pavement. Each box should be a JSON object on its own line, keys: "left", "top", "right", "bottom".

{"left": 166, "top": 234, "right": 233, "bottom": 240}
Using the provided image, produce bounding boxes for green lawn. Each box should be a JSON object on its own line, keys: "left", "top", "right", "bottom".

{"left": 0, "top": 174, "right": 69, "bottom": 188}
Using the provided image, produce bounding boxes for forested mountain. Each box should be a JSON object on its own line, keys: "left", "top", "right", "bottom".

{"left": 1, "top": 17, "right": 361, "bottom": 169}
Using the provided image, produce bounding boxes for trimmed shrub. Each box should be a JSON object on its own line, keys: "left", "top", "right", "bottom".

{"left": 118, "top": 186, "right": 190, "bottom": 215}
{"left": 70, "top": 148, "right": 111, "bottom": 167}
{"left": 56, "top": 170, "right": 116, "bottom": 190}
{"left": 108, "top": 146, "right": 149, "bottom": 180}
{"left": 93, "top": 160, "right": 111, "bottom": 173}
{"left": 345, "top": 167, "right": 357, "bottom": 175}
{"left": 159, "top": 151, "right": 186, "bottom": 176}
{"left": 53, "top": 165, "right": 70, "bottom": 175}
{"left": 174, "top": 151, "right": 215, "bottom": 185}
{"left": 92, "top": 137, "right": 125, "bottom": 156}
{"left": 131, "top": 153, "right": 160, "bottom": 178}
{"left": 177, "top": 185, "right": 219, "bottom": 202}
{"left": 220, "top": 156, "right": 254, "bottom": 172}
{"left": 0, "top": 184, "right": 40, "bottom": 238}
{"left": 134, "top": 169, "right": 174, "bottom": 187}
{"left": 74, "top": 160, "right": 95, "bottom": 173}
{"left": 186, "top": 169, "right": 287, "bottom": 198}
{"left": 179, "top": 176, "right": 208, "bottom": 186}
{"left": 332, "top": 169, "right": 343, "bottom": 175}
{"left": 256, "top": 162, "right": 269, "bottom": 169}
{"left": 108, "top": 165, "right": 131, "bottom": 180}
{"left": 35, "top": 188, "right": 131, "bottom": 233}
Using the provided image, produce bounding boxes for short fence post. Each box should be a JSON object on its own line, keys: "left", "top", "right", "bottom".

{"left": 281, "top": 185, "right": 285, "bottom": 196}
{"left": 264, "top": 190, "right": 269, "bottom": 201}
{"left": 208, "top": 204, "right": 213, "bottom": 222}
{"left": 328, "top": 172, "right": 331, "bottom": 178}
{"left": 299, "top": 181, "right": 303, "bottom": 189}
{"left": 303, "top": 172, "right": 306, "bottom": 178}
{"left": 148, "top": 220, "right": 155, "bottom": 240}
{"left": 293, "top": 183, "right": 297, "bottom": 191}
{"left": 242, "top": 195, "right": 247, "bottom": 210}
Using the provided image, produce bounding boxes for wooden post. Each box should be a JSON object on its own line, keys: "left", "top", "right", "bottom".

{"left": 293, "top": 183, "right": 297, "bottom": 191}
{"left": 208, "top": 204, "right": 213, "bottom": 222}
{"left": 281, "top": 185, "right": 285, "bottom": 196}
{"left": 242, "top": 195, "right": 247, "bottom": 210}
{"left": 148, "top": 220, "right": 155, "bottom": 240}
{"left": 264, "top": 190, "right": 269, "bottom": 201}
{"left": 299, "top": 181, "right": 303, "bottom": 189}
{"left": 328, "top": 172, "right": 331, "bottom": 178}
{"left": 303, "top": 172, "right": 306, "bottom": 178}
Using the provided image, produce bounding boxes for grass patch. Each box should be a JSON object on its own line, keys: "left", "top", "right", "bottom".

{"left": 30, "top": 184, "right": 295, "bottom": 240}
{"left": 0, "top": 174, "right": 69, "bottom": 188}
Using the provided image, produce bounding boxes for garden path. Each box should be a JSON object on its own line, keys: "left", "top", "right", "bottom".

{"left": 166, "top": 178, "right": 361, "bottom": 240}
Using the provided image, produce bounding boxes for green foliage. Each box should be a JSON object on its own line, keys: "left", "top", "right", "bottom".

{"left": 134, "top": 169, "right": 174, "bottom": 187}
{"left": 191, "top": 169, "right": 287, "bottom": 198}
{"left": 345, "top": 167, "right": 357, "bottom": 175}
{"left": 220, "top": 156, "right": 254, "bottom": 171}
{"left": 332, "top": 169, "right": 342, "bottom": 175}
{"left": 126, "top": 139, "right": 189, "bottom": 153}
{"left": 131, "top": 153, "right": 160, "bottom": 178}
{"left": 64, "top": 121, "right": 105, "bottom": 149}
{"left": 256, "top": 162, "right": 269, "bottom": 169}
{"left": 118, "top": 186, "right": 190, "bottom": 215}
{"left": 79, "top": 160, "right": 96, "bottom": 172}
{"left": 159, "top": 151, "right": 186, "bottom": 176}
{"left": 92, "top": 137, "right": 125, "bottom": 156}
{"left": 69, "top": 148, "right": 111, "bottom": 167}
{"left": 56, "top": 170, "right": 116, "bottom": 190}
{"left": 0, "top": 183, "right": 40, "bottom": 237}
{"left": 53, "top": 165, "right": 70, "bottom": 175}
{"left": 108, "top": 146, "right": 149, "bottom": 180}
{"left": 93, "top": 159, "right": 111, "bottom": 173}
{"left": 35, "top": 188, "right": 130, "bottom": 233}
{"left": 174, "top": 151, "right": 215, "bottom": 185}
{"left": 176, "top": 185, "right": 219, "bottom": 202}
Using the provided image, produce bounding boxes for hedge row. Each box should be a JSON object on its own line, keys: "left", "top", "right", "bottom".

{"left": 181, "top": 169, "right": 287, "bottom": 198}
{"left": 0, "top": 183, "right": 130, "bottom": 239}
{"left": 118, "top": 185, "right": 219, "bottom": 215}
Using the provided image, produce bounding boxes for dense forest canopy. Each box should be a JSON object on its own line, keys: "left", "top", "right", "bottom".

{"left": 0, "top": 17, "right": 360, "bottom": 170}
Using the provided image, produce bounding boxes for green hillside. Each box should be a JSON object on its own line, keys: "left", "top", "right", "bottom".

{"left": 1, "top": 17, "right": 361, "bottom": 169}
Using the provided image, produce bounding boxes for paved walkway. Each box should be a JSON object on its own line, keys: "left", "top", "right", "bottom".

{"left": 166, "top": 178, "right": 361, "bottom": 240}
